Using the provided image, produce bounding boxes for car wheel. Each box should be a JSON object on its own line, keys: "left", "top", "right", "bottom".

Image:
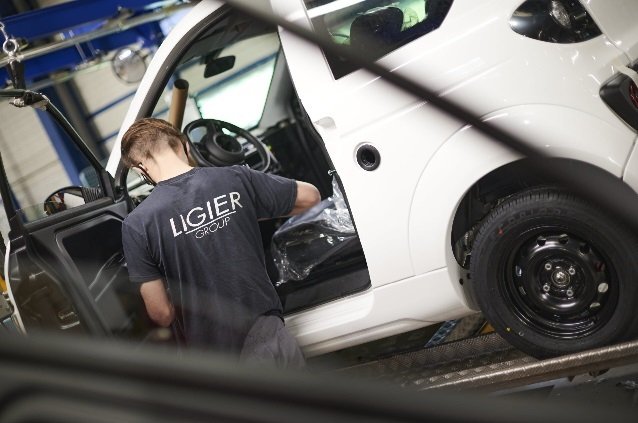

{"left": 470, "top": 187, "right": 638, "bottom": 358}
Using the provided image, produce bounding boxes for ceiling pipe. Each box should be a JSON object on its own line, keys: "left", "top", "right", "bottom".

{"left": 0, "top": 2, "right": 191, "bottom": 67}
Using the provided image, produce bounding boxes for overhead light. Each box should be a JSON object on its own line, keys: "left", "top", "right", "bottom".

{"left": 549, "top": 0, "right": 571, "bottom": 29}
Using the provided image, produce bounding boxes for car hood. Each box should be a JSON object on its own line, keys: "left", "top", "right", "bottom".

{"left": 582, "top": 0, "right": 638, "bottom": 61}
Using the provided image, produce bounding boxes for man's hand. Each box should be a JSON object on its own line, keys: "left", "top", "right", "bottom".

{"left": 290, "top": 181, "right": 321, "bottom": 215}
{"left": 140, "top": 279, "right": 175, "bottom": 327}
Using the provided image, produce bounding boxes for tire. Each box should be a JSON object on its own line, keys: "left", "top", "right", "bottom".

{"left": 470, "top": 187, "right": 638, "bottom": 358}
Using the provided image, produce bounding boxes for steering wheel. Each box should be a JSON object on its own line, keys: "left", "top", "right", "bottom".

{"left": 184, "top": 119, "right": 271, "bottom": 172}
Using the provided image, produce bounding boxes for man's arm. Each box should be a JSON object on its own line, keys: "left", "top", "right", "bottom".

{"left": 239, "top": 166, "right": 320, "bottom": 218}
{"left": 140, "top": 279, "right": 175, "bottom": 327}
{"left": 290, "top": 181, "right": 320, "bottom": 215}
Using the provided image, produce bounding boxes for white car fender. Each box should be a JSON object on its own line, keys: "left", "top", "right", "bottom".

{"left": 408, "top": 104, "right": 637, "bottom": 298}
{"left": 3, "top": 241, "right": 25, "bottom": 334}
{"left": 621, "top": 137, "right": 638, "bottom": 194}
{"left": 582, "top": 0, "right": 638, "bottom": 61}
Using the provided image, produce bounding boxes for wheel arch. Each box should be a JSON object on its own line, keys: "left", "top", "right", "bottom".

{"left": 450, "top": 157, "right": 635, "bottom": 263}
{"left": 408, "top": 107, "right": 635, "bottom": 309}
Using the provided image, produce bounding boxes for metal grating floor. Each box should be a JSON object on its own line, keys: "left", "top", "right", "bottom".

{"left": 334, "top": 332, "right": 534, "bottom": 389}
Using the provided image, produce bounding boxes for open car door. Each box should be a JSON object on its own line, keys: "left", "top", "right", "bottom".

{"left": 0, "top": 90, "right": 153, "bottom": 340}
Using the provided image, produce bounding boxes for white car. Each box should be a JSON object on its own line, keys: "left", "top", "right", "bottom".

{"left": 4, "top": 0, "right": 638, "bottom": 359}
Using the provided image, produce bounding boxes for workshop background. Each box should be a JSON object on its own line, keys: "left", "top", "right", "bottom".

{"left": 0, "top": 0, "right": 192, "bottom": 237}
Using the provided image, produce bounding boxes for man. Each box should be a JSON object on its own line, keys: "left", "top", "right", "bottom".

{"left": 120, "top": 118, "right": 320, "bottom": 367}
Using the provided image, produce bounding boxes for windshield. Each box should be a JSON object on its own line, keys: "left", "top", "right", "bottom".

{"left": 152, "top": 33, "right": 280, "bottom": 131}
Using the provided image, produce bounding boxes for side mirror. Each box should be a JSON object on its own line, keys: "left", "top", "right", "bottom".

{"left": 44, "top": 187, "right": 85, "bottom": 216}
{"left": 204, "top": 55, "right": 236, "bottom": 78}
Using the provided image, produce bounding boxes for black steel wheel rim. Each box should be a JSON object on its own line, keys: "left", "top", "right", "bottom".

{"left": 500, "top": 225, "right": 618, "bottom": 339}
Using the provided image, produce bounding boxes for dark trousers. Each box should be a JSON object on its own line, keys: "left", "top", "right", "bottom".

{"left": 240, "top": 315, "right": 306, "bottom": 369}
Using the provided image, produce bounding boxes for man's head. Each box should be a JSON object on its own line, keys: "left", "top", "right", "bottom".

{"left": 121, "top": 118, "right": 188, "bottom": 167}
{"left": 121, "top": 118, "right": 191, "bottom": 184}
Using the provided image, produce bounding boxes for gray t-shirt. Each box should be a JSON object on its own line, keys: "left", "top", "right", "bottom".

{"left": 122, "top": 166, "right": 297, "bottom": 353}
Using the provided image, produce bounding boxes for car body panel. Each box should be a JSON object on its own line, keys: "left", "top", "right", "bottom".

{"left": 278, "top": 0, "right": 635, "bottom": 289}
{"left": 583, "top": 0, "right": 638, "bottom": 61}
{"left": 3, "top": 241, "right": 25, "bottom": 333}
{"left": 623, "top": 142, "right": 638, "bottom": 194}
{"left": 108, "top": 0, "right": 638, "bottom": 355}
{"left": 287, "top": 267, "right": 468, "bottom": 355}
{"left": 410, "top": 104, "right": 636, "bottom": 278}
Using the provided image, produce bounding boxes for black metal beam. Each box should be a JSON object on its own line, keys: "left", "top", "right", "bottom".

{"left": 0, "top": 331, "right": 633, "bottom": 422}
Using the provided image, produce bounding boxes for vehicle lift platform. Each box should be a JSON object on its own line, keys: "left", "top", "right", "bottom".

{"left": 311, "top": 315, "right": 638, "bottom": 407}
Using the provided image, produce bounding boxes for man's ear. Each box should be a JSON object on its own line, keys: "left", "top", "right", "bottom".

{"left": 185, "top": 142, "right": 197, "bottom": 167}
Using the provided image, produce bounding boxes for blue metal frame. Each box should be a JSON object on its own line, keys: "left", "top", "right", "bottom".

{"left": 0, "top": 1, "right": 182, "bottom": 186}
{"left": 0, "top": 0, "right": 170, "bottom": 85}
{"left": 1, "top": 0, "right": 167, "bottom": 39}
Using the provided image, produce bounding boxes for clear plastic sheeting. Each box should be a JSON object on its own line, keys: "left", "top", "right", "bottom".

{"left": 272, "top": 177, "right": 357, "bottom": 285}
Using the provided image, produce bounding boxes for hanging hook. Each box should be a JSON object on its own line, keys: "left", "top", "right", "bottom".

{"left": 0, "top": 22, "right": 18, "bottom": 58}
{"left": 0, "top": 20, "right": 25, "bottom": 89}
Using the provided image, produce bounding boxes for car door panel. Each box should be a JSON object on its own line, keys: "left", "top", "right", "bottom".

{"left": 0, "top": 91, "right": 154, "bottom": 340}
{"left": 48, "top": 203, "right": 134, "bottom": 333}
{"left": 9, "top": 199, "right": 143, "bottom": 335}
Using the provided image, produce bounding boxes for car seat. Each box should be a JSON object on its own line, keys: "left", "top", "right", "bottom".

{"left": 425, "top": 0, "right": 454, "bottom": 23}
{"left": 349, "top": 6, "right": 404, "bottom": 56}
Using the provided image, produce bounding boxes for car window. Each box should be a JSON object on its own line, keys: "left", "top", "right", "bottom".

{"left": 196, "top": 55, "right": 277, "bottom": 130}
{"left": 151, "top": 33, "right": 280, "bottom": 131}
{"left": 303, "top": 0, "right": 454, "bottom": 79}
{"left": 0, "top": 102, "right": 104, "bottom": 227}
